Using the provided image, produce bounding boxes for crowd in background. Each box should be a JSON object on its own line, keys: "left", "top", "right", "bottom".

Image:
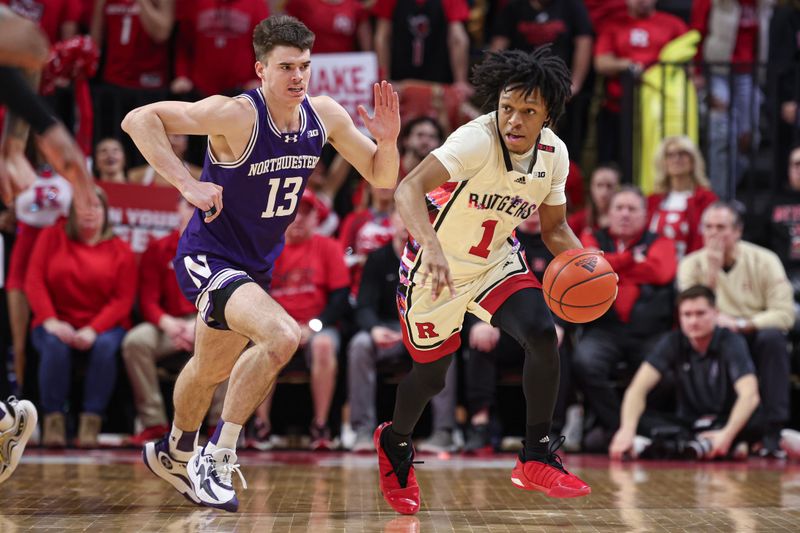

{"left": 1, "top": 0, "right": 800, "bottom": 459}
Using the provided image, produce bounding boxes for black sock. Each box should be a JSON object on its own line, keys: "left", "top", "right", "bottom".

{"left": 382, "top": 427, "right": 413, "bottom": 464}
{"left": 524, "top": 422, "right": 552, "bottom": 460}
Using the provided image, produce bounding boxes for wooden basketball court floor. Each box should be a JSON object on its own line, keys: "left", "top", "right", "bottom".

{"left": 2, "top": 450, "right": 799, "bottom": 532}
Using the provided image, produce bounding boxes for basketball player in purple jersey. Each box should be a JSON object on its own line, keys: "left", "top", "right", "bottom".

{"left": 122, "top": 15, "right": 399, "bottom": 512}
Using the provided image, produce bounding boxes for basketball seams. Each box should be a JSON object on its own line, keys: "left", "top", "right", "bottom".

{"left": 541, "top": 250, "right": 597, "bottom": 308}
{"left": 556, "top": 272, "right": 618, "bottom": 307}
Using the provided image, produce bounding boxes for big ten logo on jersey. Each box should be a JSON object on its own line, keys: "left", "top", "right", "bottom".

{"left": 415, "top": 322, "right": 439, "bottom": 339}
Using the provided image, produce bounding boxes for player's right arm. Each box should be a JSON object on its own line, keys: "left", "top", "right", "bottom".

{"left": 609, "top": 362, "right": 661, "bottom": 460}
{"left": 394, "top": 155, "right": 455, "bottom": 301}
{"left": 122, "top": 96, "right": 253, "bottom": 221}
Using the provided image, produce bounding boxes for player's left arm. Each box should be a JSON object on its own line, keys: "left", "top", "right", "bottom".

{"left": 314, "top": 81, "right": 400, "bottom": 189}
{"left": 539, "top": 203, "right": 583, "bottom": 257}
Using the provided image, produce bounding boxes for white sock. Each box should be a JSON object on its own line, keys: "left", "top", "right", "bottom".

{"left": 0, "top": 405, "right": 13, "bottom": 432}
{"left": 206, "top": 421, "right": 242, "bottom": 455}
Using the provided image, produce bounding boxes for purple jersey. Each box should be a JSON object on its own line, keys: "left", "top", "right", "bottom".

{"left": 176, "top": 88, "right": 327, "bottom": 286}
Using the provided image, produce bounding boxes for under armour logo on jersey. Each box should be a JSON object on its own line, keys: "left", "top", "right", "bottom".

{"left": 284, "top": 134, "right": 299, "bottom": 143}
{"left": 514, "top": 176, "right": 527, "bottom": 184}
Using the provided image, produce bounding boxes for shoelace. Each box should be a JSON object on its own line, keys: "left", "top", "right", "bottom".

{"left": 211, "top": 459, "right": 248, "bottom": 490}
{"left": 386, "top": 455, "right": 424, "bottom": 488}
{"left": 545, "top": 436, "right": 568, "bottom": 473}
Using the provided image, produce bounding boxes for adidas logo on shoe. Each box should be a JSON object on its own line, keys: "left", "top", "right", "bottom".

{"left": 539, "top": 436, "right": 550, "bottom": 444}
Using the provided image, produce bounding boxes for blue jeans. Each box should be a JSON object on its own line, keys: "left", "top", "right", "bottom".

{"left": 31, "top": 326, "right": 125, "bottom": 415}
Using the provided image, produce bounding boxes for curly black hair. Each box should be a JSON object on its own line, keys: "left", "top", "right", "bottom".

{"left": 471, "top": 47, "right": 572, "bottom": 126}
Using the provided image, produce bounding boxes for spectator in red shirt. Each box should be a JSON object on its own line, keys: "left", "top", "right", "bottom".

{"left": 373, "top": 0, "right": 472, "bottom": 97}
{"left": 647, "top": 135, "right": 717, "bottom": 259}
{"left": 92, "top": 137, "right": 127, "bottom": 183}
{"left": 691, "top": 0, "right": 773, "bottom": 197}
{"left": 171, "top": 0, "right": 268, "bottom": 98}
{"left": 574, "top": 186, "right": 677, "bottom": 448}
{"left": 121, "top": 197, "right": 196, "bottom": 446}
{"left": 256, "top": 189, "right": 350, "bottom": 449}
{"left": 594, "top": 0, "right": 688, "bottom": 165}
{"left": 568, "top": 162, "right": 621, "bottom": 237}
{"left": 90, "top": 0, "right": 175, "bottom": 165}
{"left": 26, "top": 186, "right": 136, "bottom": 448}
{"left": 286, "top": 0, "right": 371, "bottom": 53}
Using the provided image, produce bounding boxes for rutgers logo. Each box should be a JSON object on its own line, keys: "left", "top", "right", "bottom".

{"left": 415, "top": 322, "right": 439, "bottom": 339}
{"left": 575, "top": 256, "right": 598, "bottom": 273}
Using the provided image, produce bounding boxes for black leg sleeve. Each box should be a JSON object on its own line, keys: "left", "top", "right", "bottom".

{"left": 491, "top": 288, "right": 560, "bottom": 432}
{"left": 391, "top": 354, "right": 454, "bottom": 435}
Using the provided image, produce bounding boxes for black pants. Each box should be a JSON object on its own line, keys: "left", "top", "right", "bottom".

{"left": 392, "top": 288, "right": 560, "bottom": 435}
{"left": 572, "top": 326, "right": 667, "bottom": 433}
{"left": 744, "top": 329, "right": 791, "bottom": 432}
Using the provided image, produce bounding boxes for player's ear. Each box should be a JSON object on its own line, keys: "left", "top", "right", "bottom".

{"left": 255, "top": 61, "right": 266, "bottom": 80}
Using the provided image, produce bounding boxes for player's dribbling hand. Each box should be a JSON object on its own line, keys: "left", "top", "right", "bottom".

{"left": 419, "top": 243, "right": 456, "bottom": 301}
{"left": 357, "top": 81, "right": 400, "bottom": 144}
{"left": 182, "top": 179, "right": 223, "bottom": 222}
{"left": 609, "top": 428, "right": 634, "bottom": 461}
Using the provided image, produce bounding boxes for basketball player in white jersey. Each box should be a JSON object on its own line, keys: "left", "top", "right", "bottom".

{"left": 374, "top": 48, "right": 594, "bottom": 515}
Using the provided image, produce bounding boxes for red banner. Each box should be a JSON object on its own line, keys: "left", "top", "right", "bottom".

{"left": 98, "top": 182, "right": 182, "bottom": 254}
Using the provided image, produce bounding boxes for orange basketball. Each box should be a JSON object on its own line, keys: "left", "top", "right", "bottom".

{"left": 542, "top": 249, "right": 618, "bottom": 323}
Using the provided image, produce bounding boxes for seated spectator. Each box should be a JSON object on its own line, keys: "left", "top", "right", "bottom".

{"left": 128, "top": 134, "right": 201, "bottom": 186}
{"left": 764, "top": 145, "right": 800, "bottom": 294}
{"left": 574, "top": 186, "right": 677, "bottom": 449}
{"left": 678, "top": 201, "right": 795, "bottom": 457}
{"left": 171, "top": 0, "right": 268, "bottom": 98}
{"left": 285, "top": 0, "right": 371, "bottom": 53}
{"left": 6, "top": 167, "right": 72, "bottom": 392}
{"left": 121, "top": 197, "right": 196, "bottom": 445}
{"left": 26, "top": 186, "right": 136, "bottom": 448}
{"left": 594, "top": 0, "right": 688, "bottom": 164}
{"left": 93, "top": 137, "right": 127, "bottom": 183}
{"left": 257, "top": 189, "right": 350, "bottom": 450}
{"left": 347, "top": 212, "right": 457, "bottom": 452}
{"left": 399, "top": 116, "right": 445, "bottom": 179}
{"left": 339, "top": 184, "right": 395, "bottom": 297}
{"left": 568, "top": 162, "right": 621, "bottom": 237}
{"left": 647, "top": 135, "right": 717, "bottom": 259}
{"left": 609, "top": 285, "right": 762, "bottom": 461}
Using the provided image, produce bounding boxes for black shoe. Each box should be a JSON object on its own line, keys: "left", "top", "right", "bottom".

{"left": 464, "top": 424, "right": 492, "bottom": 454}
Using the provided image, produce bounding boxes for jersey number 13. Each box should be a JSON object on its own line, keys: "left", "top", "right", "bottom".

{"left": 261, "top": 177, "right": 303, "bottom": 218}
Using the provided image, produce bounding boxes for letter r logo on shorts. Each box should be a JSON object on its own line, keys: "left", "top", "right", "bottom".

{"left": 415, "top": 322, "right": 439, "bottom": 339}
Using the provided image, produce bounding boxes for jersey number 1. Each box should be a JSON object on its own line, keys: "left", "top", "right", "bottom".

{"left": 468, "top": 220, "right": 498, "bottom": 259}
{"left": 261, "top": 177, "right": 303, "bottom": 218}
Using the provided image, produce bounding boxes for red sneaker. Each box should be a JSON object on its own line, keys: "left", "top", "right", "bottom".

{"left": 127, "top": 424, "right": 170, "bottom": 447}
{"left": 374, "top": 422, "right": 421, "bottom": 515}
{"left": 510, "top": 437, "right": 591, "bottom": 498}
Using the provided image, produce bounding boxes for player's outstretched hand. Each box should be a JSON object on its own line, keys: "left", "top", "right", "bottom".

{"left": 419, "top": 242, "right": 456, "bottom": 301}
{"left": 357, "top": 81, "right": 400, "bottom": 144}
{"left": 182, "top": 179, "right": 223, "bottom": 222}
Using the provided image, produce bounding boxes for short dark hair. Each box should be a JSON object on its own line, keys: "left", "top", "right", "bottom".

{"left": 400, "top": 116, "right": 445, "bottom": 143}
{"left": 593, "top": 161, "right": 622, "bottom": 179}
{"left": 470, "top": 48, "right": 571, "bottom": 126}
{"left": 610, "top": 185, "right": 646, "bottom": 210}
{"left": 702, "top": 200, "right": 744, "bottom": 229}
{"left": 676, "top": 285, "right": 716, "bottom": 309}
{"left": 253, "top": 15, "right": 315, "bottom": 63}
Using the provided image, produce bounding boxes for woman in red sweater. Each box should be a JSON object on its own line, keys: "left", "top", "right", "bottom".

{"left": 26, "top": 187, "right": 136, "bottom": 448}
{"left": 646, "top": 135, "right": 717, "bottom": 259}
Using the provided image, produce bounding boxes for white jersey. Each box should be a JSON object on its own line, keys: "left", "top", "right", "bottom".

{"left": 401, "top": 112, "right": 568, "bottom": 282}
